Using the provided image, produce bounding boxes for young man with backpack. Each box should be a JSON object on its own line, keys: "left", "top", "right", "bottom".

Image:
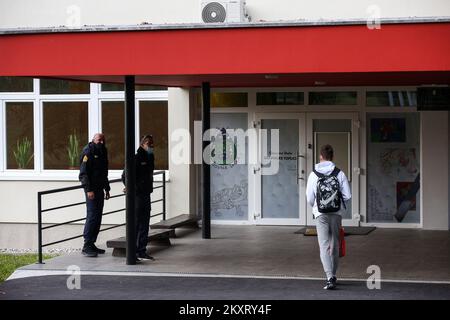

{"left": 306, "top": 144, "right": 351, "bottom": 290}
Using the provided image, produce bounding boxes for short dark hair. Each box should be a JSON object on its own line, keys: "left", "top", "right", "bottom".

{"left": 320, "top": 144, "right": 334, "bottom": 161}
{"left": 140, "top": 134, "right": 153, "bottom": 145}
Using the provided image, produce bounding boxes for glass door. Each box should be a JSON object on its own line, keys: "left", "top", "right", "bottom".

{"left": 306, "top": 113, "right": 360, "bottom": 227}
{"left": 254, "top": 113, "right": 306, "bottom": 225}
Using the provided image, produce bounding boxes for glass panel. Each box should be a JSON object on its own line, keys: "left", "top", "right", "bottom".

{"left": 262, "top": 119, "right": 299, "bottom": 219}
{"left": 40, "top": 79, "right": 90, "bottom": 94}
{"left": 211, "top": 92, "right": 248, "bottom": 108}
{"left": 101, "top": 83, "right": 168, "bottom": 91}
{"left": 313, "top": 119, "right": 352, "bottom": 219}
{"left": 366, "top": 91, "right": 417, "bottom": 107}
{"left": 257, "top": 92, "right": 304, "bottom": 105}
{"left": 43, "top": 102, "right": 88, "bottom": 169}
{"left": 0, "top": 77, "right": 33, "bottom": 92}
{"left": 211, "top": 113, "right": 248, "bottom": 220}
{"left": 139, "top": 101, "right": 168, "bottom": 170}
{"left": 367, "top": 113, "right": 420, "bottom": 223}
{"left": 6, "top": 102, "right": 34, "bottom": 169}
{"left": 101, "top": 83, "right": 123, "bottom": 91}
{"left": 102, "top": 101, "right": 125, "bottom": 170}
{"left": 309, "top": 92, "right": 357, "bottom": 105}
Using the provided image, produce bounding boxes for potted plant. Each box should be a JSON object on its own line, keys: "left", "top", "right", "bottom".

{"left": 13, "top": 137, "right": 33, "bottom": 169}
{"left": 67, "top": 131, "right": 81, "bottom": 169}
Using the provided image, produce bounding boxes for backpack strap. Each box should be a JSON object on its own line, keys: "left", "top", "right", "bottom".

{"left": 313, "top": 169, "right": 325, "bottom": 178}
{"left": 330, "top": 167, "right": 341, "bottom": 177}
{"left": 330, "top": 167, "right": 347, "bottom": 209}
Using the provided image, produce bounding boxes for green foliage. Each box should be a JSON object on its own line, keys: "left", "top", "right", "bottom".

{"left": 0, "top": 253, "right": 56, "bottom": 282}
{"left": 67, "top": 131, "right": 81, "bottom": 168}
{"left": 13, "top": 137, "right": 33, "bottom": 169}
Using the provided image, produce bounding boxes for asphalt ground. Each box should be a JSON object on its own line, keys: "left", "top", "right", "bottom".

{"left": 1, "top": 274, "right": 449, "bottom": 300}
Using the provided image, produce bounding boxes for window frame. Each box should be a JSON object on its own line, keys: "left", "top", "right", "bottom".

{"left": 3, "top": 99, "right": 36, "bottom": 172}
{"left": 0, "top": 80, "right": 169, "bottom": 181}
{"left": 0, "top": 77, "right": 35, "bottom": 95}
{"left": 365, "top": 90, "right": 418, "bottom": 108}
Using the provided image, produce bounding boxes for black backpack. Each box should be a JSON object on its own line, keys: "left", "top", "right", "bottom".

{"left": 313, "top": 167, "right": 345, "bottom": 213}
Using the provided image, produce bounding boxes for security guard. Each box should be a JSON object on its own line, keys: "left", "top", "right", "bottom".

{"left": 79, "top": 133, "right": 111, "bottom": 257}
{"left": 122, "top": 134, "right": 155, "bottom": 261}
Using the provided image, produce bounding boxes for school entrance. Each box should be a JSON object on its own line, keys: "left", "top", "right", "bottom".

{"left": 209, "top": 88, "right": 366, "bottom": 228}
{"left": 253, "top": 112, "right": 359, "bottom": 227}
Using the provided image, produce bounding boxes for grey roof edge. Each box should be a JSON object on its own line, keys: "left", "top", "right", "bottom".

{"left": 1, "top": 16, "right": 450, "bottom": 35}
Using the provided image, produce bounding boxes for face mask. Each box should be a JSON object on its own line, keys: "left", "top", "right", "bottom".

{"left": 147, "top": 147, "right": 154, "bottom": 155}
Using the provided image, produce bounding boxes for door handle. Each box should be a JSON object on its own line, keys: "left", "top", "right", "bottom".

{"left": 297, "top": 152, "right": 305, "bottom": 182}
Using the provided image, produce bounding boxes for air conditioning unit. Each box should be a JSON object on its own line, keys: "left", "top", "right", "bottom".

{"left": 201, "top": 0, "right": 250, "bottom": 23}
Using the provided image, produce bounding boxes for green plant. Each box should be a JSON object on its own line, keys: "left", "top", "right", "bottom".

{"left": 0, "top": 253, "right": 56, "bottom": 282}
{"left": 67, "top": 131, "right": 81, "bottom": 168}
{"left": 13, "top": 137, "right": 33, "bottom": 169}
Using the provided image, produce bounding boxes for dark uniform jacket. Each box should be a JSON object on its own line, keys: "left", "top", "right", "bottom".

{"left": 79, "top": 142, "right": 110, "bottom": 193}
{"left": 121, "top": 147, "right": 155, "bottom": 195}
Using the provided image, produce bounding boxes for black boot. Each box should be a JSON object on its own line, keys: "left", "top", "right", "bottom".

{"left": 91, "top": 243, "right": 106, "bottom": 254}
{"left": 82, "top": 242, "right": 98, "bottom": 257}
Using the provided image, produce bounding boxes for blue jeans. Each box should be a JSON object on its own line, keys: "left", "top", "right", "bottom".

{"left": 136, "top": 194, "right": 151, "bottom": 254}
{"left": 83, "top": 190, "right": 104, "bottom": 244}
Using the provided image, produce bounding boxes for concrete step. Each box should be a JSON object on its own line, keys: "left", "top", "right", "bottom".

{"left": 106, "top": 229, "right": 173, "bottom": 257}
{"left": 150, "top": 214, "right": 199, "bottom": 231}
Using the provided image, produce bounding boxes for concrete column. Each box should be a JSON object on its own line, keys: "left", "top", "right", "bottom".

{"left": 421, "top": 111, "right": 449, "bottom": 230}
{"left": 168, "top": 88, "right": 194, "bottom": 218}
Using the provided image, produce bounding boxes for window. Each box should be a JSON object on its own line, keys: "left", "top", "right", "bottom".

{"left": 139, "top": 101, "right": 168, "bottom": 170}
{"left": 211, "top": 92, "right": 248, "bottom": 108}
{"left": 366, "top": 91, "right": 417, "bottom": 107}
{"left": 40, "top": 79, "right": 90, "bottom": 94}
{"left": 6, "top": 102, "right": 34, "bottom": 169}
{"left": 101, "top": 101, "right": 125, "bottom": 170}
{"left": 43, "top": 102, "right": 88, "bottom": 170}
{"left": 101, "top": 83, "right": 168, "bottom": 91}
{"left": 256, "top": 92, "right": 304, "bottom": 105}
{"left": 309, "top": 91, "right": 357, "bottom": 105}
{"left": 367, "top": 113, "right": 420, "bottom": 223}
{"left": 0, "top": 77, "right": 33, "bottom": 92}
{"left": 211, "top": 113, "right": 248, "bottom": 220}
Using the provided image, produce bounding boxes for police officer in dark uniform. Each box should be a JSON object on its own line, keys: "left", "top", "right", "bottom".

{"left": 79, "top": 133, "right": 111, "bottom": 257}
{"left": 122, "top": 134, "right": 155, "bottom": 261}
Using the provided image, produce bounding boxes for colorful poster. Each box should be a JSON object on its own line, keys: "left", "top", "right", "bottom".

{"left": 367, "top": 113, "right": 420, "bottom": 223}
{"left": 396, "top": 182, "right": 417, "bottom": 211}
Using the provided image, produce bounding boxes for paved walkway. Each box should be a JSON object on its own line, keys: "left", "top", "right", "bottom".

{"left": 11, "top": 226, "right": 450, "bottom": 282}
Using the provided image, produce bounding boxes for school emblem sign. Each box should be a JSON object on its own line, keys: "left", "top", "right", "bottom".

{"left": 211, "top": 128, "right": 238, "bottom": 169}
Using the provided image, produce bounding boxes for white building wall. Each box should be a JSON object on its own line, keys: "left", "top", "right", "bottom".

{"left": 0, "top": 0, "right": 449, "bottom": 28}
{"left": 421, "top": 111, "right": 449, "bottom": 230}
{"left": 0, "top": 176, "right": 171, "bottom": 224}
{"left": 168, "top": 88, "right": 194, "bottom": 218}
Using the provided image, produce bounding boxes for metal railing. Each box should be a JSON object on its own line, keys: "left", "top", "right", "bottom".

{"left": 37, "top": 171, "right": 166, "bottom": 263}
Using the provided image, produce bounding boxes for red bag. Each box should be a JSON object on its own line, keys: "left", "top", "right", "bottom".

{"left": 339, "top": 227, "right": 346, "bottom": 257}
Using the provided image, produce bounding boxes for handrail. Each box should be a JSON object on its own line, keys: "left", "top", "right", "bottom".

{"left": 37, "top": 171, "right": 166, "bottom": 263}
